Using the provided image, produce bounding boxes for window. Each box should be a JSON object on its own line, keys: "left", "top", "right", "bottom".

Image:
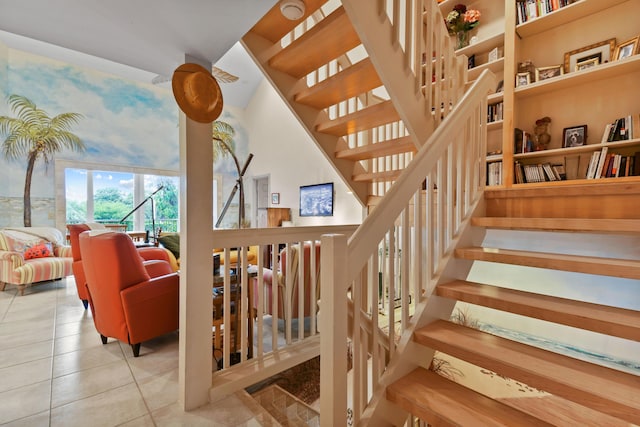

{"left": 62, "top": 162, "right": 179, "bottom": 233}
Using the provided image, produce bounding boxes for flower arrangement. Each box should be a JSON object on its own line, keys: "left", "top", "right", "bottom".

{"left": 445, "top": 4, "right": 481, "bottom": 48}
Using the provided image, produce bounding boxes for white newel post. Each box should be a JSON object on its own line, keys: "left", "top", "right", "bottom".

{"left": 320, "top": 234, "right": 348, "bottom": 427}
{"left": 178, "top": 56, "right": 214, "bottom": 411}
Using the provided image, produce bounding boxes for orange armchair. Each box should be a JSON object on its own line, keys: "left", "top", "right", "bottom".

{"left": 79, "top": 231, "right": 179, "bottom": 357}
{"left": 255, "top": 243, "right": 321, "bottom": 320}
{"left": 67, "top": 224, "right": 175, "bottom": 309}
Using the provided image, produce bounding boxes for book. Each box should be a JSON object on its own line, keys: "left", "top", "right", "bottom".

{"left": 601, "top": 123, "right": 612, "bottom": 143}
{"left": 586, "top": 151, "right": 600, "bottom": 179}
{"left": 552, "top": 163, "right": 566, "bottom": 180}
{"left": 594, "top": 146, "right": 608, "bottom": 178}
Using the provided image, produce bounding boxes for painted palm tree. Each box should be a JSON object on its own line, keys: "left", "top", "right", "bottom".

{"left": 212, "top": 120, "right": 252, "bottom": 228}
{"left": 0, "top": 94, "right": 84, "bottom": 226}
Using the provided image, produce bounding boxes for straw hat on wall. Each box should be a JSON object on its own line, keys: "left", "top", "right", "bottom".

{"left": 172, "top": 63, "right": 223, "bottom": 123}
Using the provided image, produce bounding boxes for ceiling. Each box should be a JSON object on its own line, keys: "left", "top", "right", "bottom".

{"left": 0, "top": 0, "right": 278, "bottom": 107}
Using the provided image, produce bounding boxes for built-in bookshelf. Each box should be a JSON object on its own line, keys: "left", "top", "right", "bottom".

{"left": 508, "top": 0, "right": 640, "bottom": 186}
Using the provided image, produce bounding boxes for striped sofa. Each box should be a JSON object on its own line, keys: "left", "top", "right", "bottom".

{"left": 0, "top": 227, "right": 73, "bottom": 295}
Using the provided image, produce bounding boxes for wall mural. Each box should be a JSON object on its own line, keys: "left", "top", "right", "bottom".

{"left": 0, "top": 48, "right": 249, "bottom": 228}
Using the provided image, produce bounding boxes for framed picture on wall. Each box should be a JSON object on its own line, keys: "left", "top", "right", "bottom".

{"left": 271, "top": 192, "right": 280, "bottom": 205}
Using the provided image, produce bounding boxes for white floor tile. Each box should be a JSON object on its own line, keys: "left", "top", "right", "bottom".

{"left": 0, "top": 380, "right": 51, "bottom": 424}
{"left": 0, "top": 356, "right": 52, "bottom": 393}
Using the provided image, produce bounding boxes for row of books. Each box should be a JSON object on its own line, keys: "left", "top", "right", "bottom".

{"left": 516, "top": 0, "right": 578, "bottom": 25}
{"left": 488, "top": 102, "right": 504, "bottom": 124}
{"left": 487, "top": 161, "right": 503, "bottom": 186}
{"left": 515, "top": 161, "right": 566, "bottom": 183}
{"left": 601, "top": 114, "right": 639, "bottom": 143}
{"left": 586, "top": 146, "right": 639, "bottom": 179}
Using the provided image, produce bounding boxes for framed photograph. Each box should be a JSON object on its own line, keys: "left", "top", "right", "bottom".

{"left": 564, "top": 38, "right": 615, "bottom": 73}
{"left": 575, "top": 57, "right": 599, "bottom": 71}
{"left": 300, "top": 183, "right": 334, "bottom": 217}
{"left": 535, "top": 65, "right": 563, "bottom": 81}
{"left": 495, "top": 80, "right": 504, "bottom": 93}
{"left": 271, "top": 192, "right": 280, "bottom": 205}
{"left": 516, "top": 72, "right": 530, "bottom": 87}
{"left": 614, "top": 36, "right": 639, "bottom": 60}
{"left": 563, "top": 125, "right": 588, "bottom": 148}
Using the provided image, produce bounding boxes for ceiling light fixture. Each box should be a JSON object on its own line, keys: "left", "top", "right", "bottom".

{"left": 280, "top": 0, "right": 306, "bottom": 20}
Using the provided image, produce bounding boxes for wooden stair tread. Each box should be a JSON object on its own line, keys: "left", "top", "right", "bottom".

{"left": 295, "top": 58, "right": 382, "bottom": 109}
{"left": 437, "top": 281, "right": 640, "bottom": 341}
{"left": 472, "top": 217, "right": 640, "bottom": 233}
{"left": 316, "top": 100, "right": 400, "bottom": 136}
{"left": 268, "top": 6, "right": 361, "bottom": 79}
{"left": 335, "top": 135, "right": 416, "bottom": 161}
{"left": 353, "top": 169, "right": 402, "bottom": 183}
{"left": 455, "top": 247, "right": 640, "bottom": 280}
{"left": 387, "top": 368, "right": 552, "bottom": 427}
{"left": 248, "top": 0, "right": 327, "bottom": 43}
{"left": 414, "top": 320, "right": 640, "bottom": 424}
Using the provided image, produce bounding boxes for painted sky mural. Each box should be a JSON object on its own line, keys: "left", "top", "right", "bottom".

{"left": 0, "top": 49, "right": 248, "bottom": 208}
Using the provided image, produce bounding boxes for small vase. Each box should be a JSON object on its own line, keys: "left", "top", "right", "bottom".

{"left": 456, "top": 31, "right": 469, "bottom": 49}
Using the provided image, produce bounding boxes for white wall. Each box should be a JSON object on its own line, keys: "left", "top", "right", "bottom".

{"left": 243, "top": 79, "right": 364, "bottom": 227}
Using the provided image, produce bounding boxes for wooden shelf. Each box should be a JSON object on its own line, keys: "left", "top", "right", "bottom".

{"left": 512, "top": 174, "right": 640, "bottom": 188}
{"left": 486, "top": 154, "right": 503, "bottom": 163}
{"left": 487, "top": 120, "right": 503, "bottom": 131}
{"left": 514, "top": 55, "right": 640, "bottom": 100}
{"left": 456, "top": 32, "right": 504, "bottom": 57}
{"left": 488, "top": 92, "right": 504, "bottom": 103}
{"left": 516, "top": 0, "right": 629, "bottom": 38}
{"left": 514, "top": 138, "right": 640, "bottom": 160}
{"left": 468, "top": 57, "right": 504, "bottom": 81}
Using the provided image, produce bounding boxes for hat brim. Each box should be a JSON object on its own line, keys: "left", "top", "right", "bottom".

{"left": 172, "top": 63, "right": 223, "bottom": 123}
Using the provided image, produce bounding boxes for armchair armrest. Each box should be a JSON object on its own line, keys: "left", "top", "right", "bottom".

{"left": 120, "top": 273, "right": 179, "bottom": 344}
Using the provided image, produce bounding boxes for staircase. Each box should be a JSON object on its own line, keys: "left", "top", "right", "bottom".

{"left": 242, "top": 0, "right": 465, "bottom": 209}
{"left": 385, "top": 202, "right": 640, "bottom": 425}
{"left": 243, "top": 0, "right": 640, "bottom": 425}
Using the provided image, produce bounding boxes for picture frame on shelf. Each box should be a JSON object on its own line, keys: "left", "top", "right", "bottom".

{"left": 564, "top": 38, "right": 615, "bottom": 73}
{"left": 271, "top": 192, "right": 280, "bottom": 205}
{"left": 614, "top": 36, "right": 639, "bottom": 61}
{"left": 535, "top": 65, "right": 563, "bottom": 81}
{"left": 495, "top": 80, "right": 504, "bottom": 93}
{"left": 563, "top": 125, "right": 588, "bottom": 148}
{"left": 516, "top": 72, "right": 530, "bottom": 87}
{"left": 575, "top": 57, "right": 599, "bottom": 72}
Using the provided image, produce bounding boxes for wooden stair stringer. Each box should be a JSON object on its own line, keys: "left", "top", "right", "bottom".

{"left": 241, "top": 30, "right": 369, "bottom": 206}
{"left": 414, "top": 320, "right": 640, "bottom": 425}
{"left": 342, "top": 0, "right": 434, "bottom": 149}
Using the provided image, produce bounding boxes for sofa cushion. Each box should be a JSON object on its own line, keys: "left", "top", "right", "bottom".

{"left": 24, "top": 242, "right": 54, "bottom": 260}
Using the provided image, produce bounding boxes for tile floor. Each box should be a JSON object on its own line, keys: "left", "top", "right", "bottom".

{"left": 0, "top": 278, "right": 279, "bottom": 426}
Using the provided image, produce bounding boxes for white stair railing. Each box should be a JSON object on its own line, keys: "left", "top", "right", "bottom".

{"left": 320, "top": 69, "right": 496, "bottom": 426}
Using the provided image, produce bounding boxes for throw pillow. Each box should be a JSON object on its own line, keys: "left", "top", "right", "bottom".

{"left": 158, "top": 233, "right": 180, "bottom": 259}
{"left": 24, "top": 242, "right": 54, "bottom": 260}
